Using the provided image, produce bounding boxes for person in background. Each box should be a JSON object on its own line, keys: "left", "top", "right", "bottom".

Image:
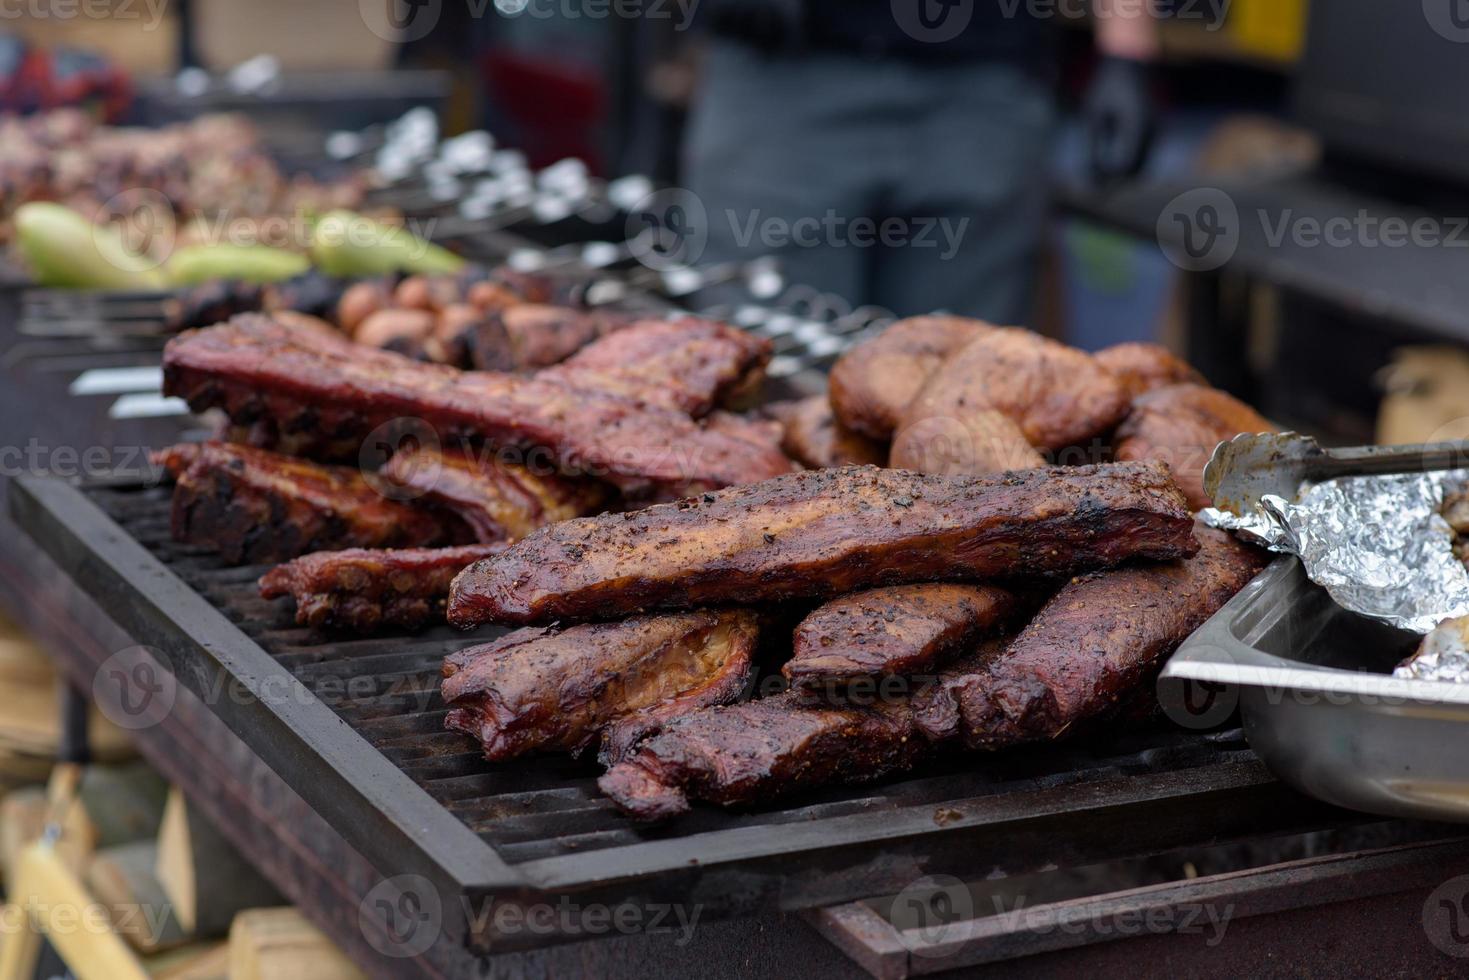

{"left": 684, "top": 0, "right": 1161, "bottom": 323}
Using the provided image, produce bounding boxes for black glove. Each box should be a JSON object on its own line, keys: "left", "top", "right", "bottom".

{"left": 703, "top": 0, "right": 806, "bottom": 51}
{"left": 1084, "top": 55, "right": 1157, "bottom": 185}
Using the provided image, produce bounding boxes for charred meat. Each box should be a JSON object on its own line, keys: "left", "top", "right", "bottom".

{"left": 914, "top": 526, "right": 1267, "bottom": 747}
{"left": 767, "top": 395, "right": 886, "bottom": 470}
{"left": 441, "top": 610, "right": 758, "bottom": 762}
{"left": 259, "top": 543, "right": 506, "bottom": 633}
{"left": 154, "top": 442, "right": 458, "bottom": 565}
{"left": 380, "top": 445, "right": 606, "bottom": 543}
{"left": 784, "top": 584, "right": 1017, "bottom": 696}
{"left": 448, "top": 461, "right": 1199, "bottom": 627}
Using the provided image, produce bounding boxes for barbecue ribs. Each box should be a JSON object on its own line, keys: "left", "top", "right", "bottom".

{"left": 448, "top": 461, "right": 1199, "bottom": 627}
{"left": 154, "top": 442, "right": 458, "bottom": 565}
{"left": 539, "top": 317, "right": 772, "bottom": 416}
{"left": 380, "top": 445, "right": 606, "bottom": 543}
{"left": 441, "top": 610, "right": 758, "bottom": 762}
{"left": 784, "top": 584, "right": 1017, "bottom": 697}
{"left": 259, "top": 543, "right": 506, "bottom": 633}
{"left": 914, "top": 526, "right": 1268, "bottom": 747}
{"left": 162, "top": 315, "right": 794, "bottom": 497}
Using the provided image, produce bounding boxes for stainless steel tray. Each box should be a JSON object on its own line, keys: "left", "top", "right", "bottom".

{"left": 1163, "top": 433, "right": 1469, "bottom": 822}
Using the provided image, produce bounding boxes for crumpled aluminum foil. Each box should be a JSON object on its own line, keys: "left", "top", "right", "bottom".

{"left": 1201, "top": 469, "right": 1469, "bottom": 635}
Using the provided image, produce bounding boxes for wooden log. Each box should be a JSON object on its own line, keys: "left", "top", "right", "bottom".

{"left": 227, "top": 908, "right": 366, "bottom": 980}
{"left": 87, "top": 840, "right": 194, "bottom": 954}
{"left": 155, "top": 789, "right": 283, "bottom": 938}
{"left": 143, "top": 941, "right": 230, "bottom": 979}
{"left": 0, "top": 785, "right": 46, "bottom": 881}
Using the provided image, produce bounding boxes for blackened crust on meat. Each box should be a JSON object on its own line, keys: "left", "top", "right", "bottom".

{"left": 784, "top": 583, "right": 1016, "bottom": 693}
{"left": 448, "top": 461, "right": 1199, "bottom": 627}
{"left": 153, "top": 442, "right": 458, "bottom": 566}
{"left": 916, "top": 526, "right": 1267, "bottom": 747}
{"left": 440, "top": 610, "right": 758, "bottom": 762}
{"left": 259, "top": 543, "right": 506, "bottom": 633}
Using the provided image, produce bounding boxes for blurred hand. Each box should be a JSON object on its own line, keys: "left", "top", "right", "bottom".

{"left": 1084, "top": 55, "right": 1157, "bottom": 185}
{"left": 704, "top": 0, "right": 806, "bottom": 50}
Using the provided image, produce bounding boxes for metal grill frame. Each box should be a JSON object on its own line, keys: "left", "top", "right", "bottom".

{"left": 9, "top": 474, "right": 1353, "bottom": 954}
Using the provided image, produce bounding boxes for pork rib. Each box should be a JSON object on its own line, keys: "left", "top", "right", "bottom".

{"left": 259, "top": 543, "right": 505, "bottom": 633}
{"left": 162, "top": 315, "right": 794, "bottom": 497}
{"left": 540, "top": 317, "right": 772, "bottom": 416}
{"left": 914, "top": 526, "right": 1267, "bottom": 747}
{"left": 441, "top": 610, "right": 758, "bottom": 762}
{"left": 154, "top": 442, "right": 458, "bottom": 565}
{"left": 448, "top": 461, "right": 1199, "bottom": 627}
{"left": 784, "top": 584, "right": 1017, "bottom": 697}
{"left": 380, "top": 445, "right": 606, "bottom": 543}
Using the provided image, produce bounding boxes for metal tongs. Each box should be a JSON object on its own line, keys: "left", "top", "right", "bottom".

{"left": 1204, "top": 432, "right": 1469, "bottom": 516}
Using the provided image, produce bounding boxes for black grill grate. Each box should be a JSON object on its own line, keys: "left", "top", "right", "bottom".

{"left": 93, "top": 481, "right": 1271, "bottom": 863}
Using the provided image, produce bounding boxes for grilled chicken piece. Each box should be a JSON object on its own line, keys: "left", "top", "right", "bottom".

{"left": 784, "top": 584, "right": 1016, "bottom": 697}
{"left": 914, "top": 526, "right": 1267, "bottom": 747}
{"left": 767, "top": 396, "right": 886, "bottom": 469}
{"left": 259, "top": 543, "right": 506, "bottom": 633}
{"left": 162, "top": 315, "right": 794, "bottom": 497}
{"left": 440, "top": 610, "right": 758, "bottom": 762}
{"left": 164, "top": 270, "right": 354, "bottom": 333}
{"left": 380, "top": 445, "right": 606, "bottom": 543}
{"left": 540, "top": 317, "right": 772, "bottom": 416}
{"left": 888, "top": 409, "right": 1045, "bottom": 477}
{"left": 903, "top": 327, "right": 1130, "bottom": 453}
{"left": 153, "top": 443, "right": 459, "bottom": 566}
{"left": 828, "top": 316, "right": 993, "bottom": 440}
{"left": 1114, "top": 383, "right": 1276, "bottom": 511}
{"left": 448, "top": 461, "right": 1199, "bottom": 627}
{"left": 1095, "top": 342, "right": 1205, "bottom": 399}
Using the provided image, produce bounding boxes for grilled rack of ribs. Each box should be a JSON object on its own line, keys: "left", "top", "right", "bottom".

{"left": 380, "top": 445, "right": 607, "bottom": 543}
{"left": 441, "top": 610, "right": 758, "bottom": 762}
{"left": 259, "top": 543, "right": 506, "bottom": 633}
{"left": 767, "top": 395, "right": 886, "bottom": 470}
{"left": 784, "top": 584, "right": 1017, "bottom": 697}
{"left": 914, "top": 526, "right": 1268, "bottom": 747}
{"left": 448, "top": 461, "right": 1199, "bottom": 627}
{"left": 154, "top": 443, "right": 459, "bottom": 566}
{"left": 162, "top": 315, "right": 795, "bottom": 497}
{"left": 828, "top": 316, "right": 992, "bottom": 440}
{"left": 540, "top": 317, "right": 772, "bottom": 417}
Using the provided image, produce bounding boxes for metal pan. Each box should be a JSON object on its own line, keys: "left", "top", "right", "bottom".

{"left": 1165, "top": 433, "right": 1469, "bottom": 823}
